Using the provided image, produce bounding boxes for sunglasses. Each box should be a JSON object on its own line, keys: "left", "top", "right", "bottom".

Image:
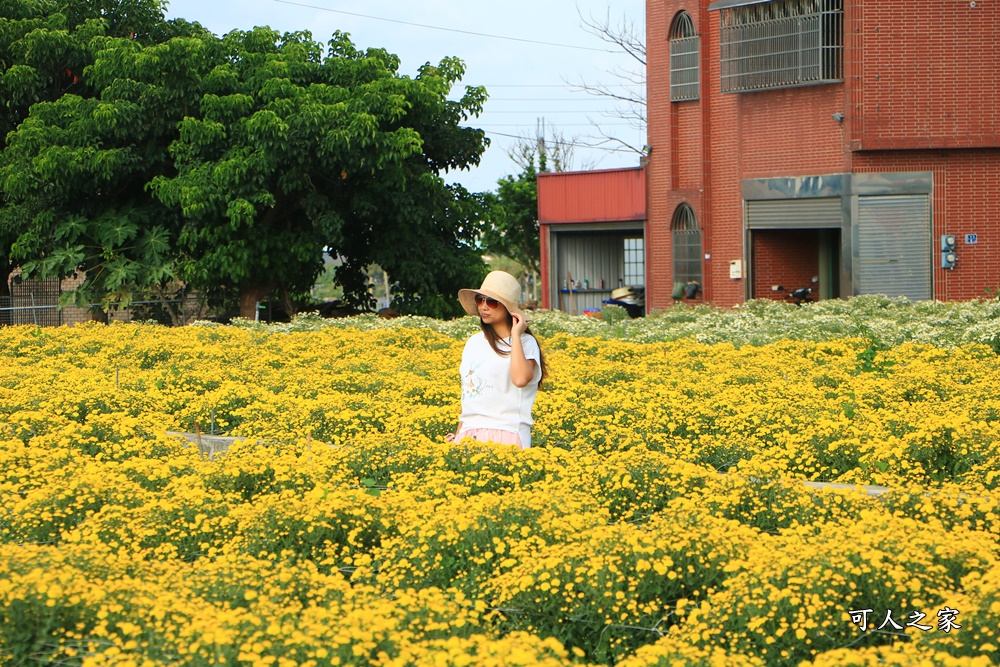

{"left": 474, "top": 294, "right": 502, "bottom": 309}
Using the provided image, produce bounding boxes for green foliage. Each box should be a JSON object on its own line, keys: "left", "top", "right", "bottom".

{"left": 482, "top": 159, "right": 541, "bottom": 274}
{"left": 854, "top": 335, "right": 896, "bottom": 375}
{"left": 480, "top": 135, "right": 572, "bottom": 279}
{"left": 147, "top": 28, "right": 490, "bottom": 318}
{"left": 0, "top": 1, "right": 208, "bottom": 315}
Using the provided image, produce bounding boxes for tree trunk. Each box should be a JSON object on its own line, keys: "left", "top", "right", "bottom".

{"left": 239, "top": 284, "right": 273, "bottom": 320}
{"left": 280, "top": 288, "right": 296, "bottom": 319}
{"left": 153, "top": 284, "right": 184, "bottom": 327}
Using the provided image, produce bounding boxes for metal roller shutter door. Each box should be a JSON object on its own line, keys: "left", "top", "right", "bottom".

{"left": 746, "top": 198, "right": 843, "bottom": 229}
{"left": 856, "top": 195, "right": 931, "bottom": 301}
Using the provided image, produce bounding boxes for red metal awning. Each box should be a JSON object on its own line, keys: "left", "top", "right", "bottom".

{"left": 538, "top": 167, "right": 646, "bottom": 224}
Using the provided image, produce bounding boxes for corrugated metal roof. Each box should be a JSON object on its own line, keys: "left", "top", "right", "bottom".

{"left": 537, "top": 167, "right": 646, "bottom": 224}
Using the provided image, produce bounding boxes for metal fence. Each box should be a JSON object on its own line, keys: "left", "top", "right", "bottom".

{"left": 1, "top": 277, "right": 199, "bottom": 327}
{"left": 0, "top": 276, "right": 61, "bottom": 326}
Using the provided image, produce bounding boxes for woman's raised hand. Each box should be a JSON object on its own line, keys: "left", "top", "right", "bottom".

{"left": 511, "top": 312, "right": 528, "bottom": 338}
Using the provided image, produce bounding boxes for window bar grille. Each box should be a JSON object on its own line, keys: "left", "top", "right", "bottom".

{"left": 719, "top": 0, "right": 842, "bottom": 93}
{"left": 670, "top": 12, "right": 700, "bottom": 102}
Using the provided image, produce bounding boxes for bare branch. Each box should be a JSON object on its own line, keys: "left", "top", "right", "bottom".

{"left": 574, "top": 125, "right": 647, "bottom": 157}
{"left": 579, "top": 82, "right": 646, "bottom": 118}
{"left": 578, "top": 6, "right": 646, "bottom": 66}
{"left": 506, "top": 119, "right": 585, "bottom": 172}
{"left": 567, "top": 4, "right": 648, "bottom": 157}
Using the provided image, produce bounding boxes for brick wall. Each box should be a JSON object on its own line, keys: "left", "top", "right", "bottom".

{"left": 852, "top": 0, "right": 1000, "bottom": 150}
{"left": 735, "top": 86, "right": 849, "bottom": 177}
{"left": 751, "top": 230, "right": 821, "bottom": 301}
{"left": 645, "top": 1, "right": 678, "bottom": 312}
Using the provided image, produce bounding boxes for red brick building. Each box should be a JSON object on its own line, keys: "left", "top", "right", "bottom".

{"left": 645, "top": 0, "right": 1000, "bottom": 309}
{"left": 541, "top": 0, "right": 1000, "bottom": 313}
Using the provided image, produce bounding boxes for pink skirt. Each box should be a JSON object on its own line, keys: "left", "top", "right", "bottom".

{"left": 456, "top": 428, "right": 525, "bottom": 448}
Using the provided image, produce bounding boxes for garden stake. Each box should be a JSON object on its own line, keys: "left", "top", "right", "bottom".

{"left": 195, "top": 421, "right": 204, "bottom": 460}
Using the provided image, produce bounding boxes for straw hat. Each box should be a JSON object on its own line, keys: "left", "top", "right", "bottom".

{"left": 458, "top": 271, "right": 526, "bottom": 320}
{"left": 610, "top": 286, "right": 635, "bottom": 300}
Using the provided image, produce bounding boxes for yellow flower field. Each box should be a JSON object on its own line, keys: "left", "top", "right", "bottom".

{"left": 1, "top": 320, "right": 999, "bottom": 666}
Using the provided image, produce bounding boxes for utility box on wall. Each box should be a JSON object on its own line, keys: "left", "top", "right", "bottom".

{"left": 941, "top": 235, "right": 957, "bottom": 270}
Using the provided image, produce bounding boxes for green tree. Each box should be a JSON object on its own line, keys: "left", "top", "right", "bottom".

{"left": 485, "top": 160, "right": 541, "bottom": 276}
{"left": 149, "top": 28, "right": 490, "bottom": 318}
{"left": 2, "top": 13, "right": 491, "bottom": 320}
{"left": 0, "top": 0, "right": 103, "bottom": 316}
{"left": 0, "top": 0, "right": 205, "bottom": 322}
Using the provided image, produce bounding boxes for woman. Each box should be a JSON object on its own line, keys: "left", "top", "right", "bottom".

{"left": 446, "top": 271, "right": 546, "bottom": 449}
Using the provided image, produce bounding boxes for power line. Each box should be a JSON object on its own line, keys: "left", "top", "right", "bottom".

{"left": 488, "top": 97, "right": 630, "bottom": 102}
{"left": 489, "top": 98, "right": 607, "bottom": 102}
{"left": 475, "top": 129, "right": 635, "bottom": 153}
{"left": 271, "top": 0, "right": 614, "bottom": 52}
{"left": 477, "top": 84, "right": 639, "bottom": 89}
{"left": 481, "top": 110, "right": 615, "bottom": 114}
{"left": 473, "top": 123, "right": 637, "bottom": 128}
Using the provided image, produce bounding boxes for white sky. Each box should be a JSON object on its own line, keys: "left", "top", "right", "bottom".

{"left": 161, "top": 0, "right": 647, "bottom": 193}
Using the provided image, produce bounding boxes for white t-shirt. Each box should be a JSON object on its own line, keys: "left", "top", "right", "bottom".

{"left": 459, "top": 331, "right": 542, "bottom": 447}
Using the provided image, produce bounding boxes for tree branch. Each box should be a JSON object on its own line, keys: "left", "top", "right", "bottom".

{"left": 567, "top": 4, "right": 648, "bottom": 156}
{"left": 578, "top": 6, "right": 646, "bottom": 66}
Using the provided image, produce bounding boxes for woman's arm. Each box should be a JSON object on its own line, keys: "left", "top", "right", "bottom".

{"left": 509, "top": 313, "right": 537, "bottom": 388}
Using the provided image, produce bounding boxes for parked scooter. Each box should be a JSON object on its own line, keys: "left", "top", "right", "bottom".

{"left": 777, "top": 276, "right": 819, "bottom": 305}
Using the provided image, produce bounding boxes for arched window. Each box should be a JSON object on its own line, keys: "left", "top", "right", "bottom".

{"left": 672, "top": 203, "right": 702, "bottom": 287}
{"left": 670, "top": 11, "right": 700, "bottom": 101}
